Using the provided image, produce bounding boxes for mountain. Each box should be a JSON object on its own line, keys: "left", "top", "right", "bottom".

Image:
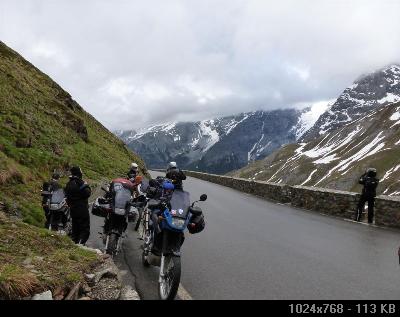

{"left": 0, "top": 41, "right": 147, "bottom": 226}
{"left": 231, "top": 65, "right": 400, "bottom": 196}
{"left": 116, "top": 105, "right": 327, "bottom": 174}
{"left": 302, "top": 64, "right": 400, "bottom": 141}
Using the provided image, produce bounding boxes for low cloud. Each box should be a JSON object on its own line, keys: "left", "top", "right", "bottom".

{"left": 1, "top": 0, "right": 400, "bottom": 129}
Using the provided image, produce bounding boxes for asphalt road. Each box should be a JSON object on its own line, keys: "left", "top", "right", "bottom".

{"left": 88, "top": 171, "right": 400, "bottom": 300}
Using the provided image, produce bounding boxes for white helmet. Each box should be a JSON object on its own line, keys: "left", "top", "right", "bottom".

{"left": 131, "top": 162, "right": 138, "bottom": 170}
{"left": 167, "top": 161, "right": 177, "bottom": 171}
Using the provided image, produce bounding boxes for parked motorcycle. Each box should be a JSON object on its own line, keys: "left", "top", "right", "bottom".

{"left": 140, "top": 180, "right": 207, "bottom": 300}
{"left": 41, "top": 188, "right": 72, "bottom": 235}
{"left": 91, "top": 178, "right": 135, "bottom": 257}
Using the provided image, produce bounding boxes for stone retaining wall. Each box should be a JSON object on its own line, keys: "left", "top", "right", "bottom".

{"left": 182, "top": 170, "right": 400, "bottom": 229}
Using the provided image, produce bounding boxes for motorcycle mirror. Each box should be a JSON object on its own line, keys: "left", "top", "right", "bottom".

{"left": 200, "top": 194, "right": 207, "bottom": 201}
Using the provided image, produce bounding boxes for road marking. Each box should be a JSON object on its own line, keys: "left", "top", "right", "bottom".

{"left": 343, "top": 218, "right": 378, "bottom": 227}
{"left": 177, "top": 284, "right": 193, "bottom": 300}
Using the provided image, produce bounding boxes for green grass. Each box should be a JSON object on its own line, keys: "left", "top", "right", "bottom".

{"left": 0, "top": 212, "right": 99, "bottom": 299}
{"left": 0, "top": 41, "right": 149, "bottom": 226}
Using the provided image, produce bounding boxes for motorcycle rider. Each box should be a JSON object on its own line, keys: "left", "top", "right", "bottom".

{"left": 65, "top": 166, "right": 92, "bottom": 245}
{"left": 356, "top": 167, "right": 379, "bottom": 224}
{"left": 42, "top": 172, "right": 62, "bottom": 228}
{"left": 127, "top": 162, "right": 139, "bottom": 180}
{"left": 165, "top": 162, "right": 186, "bottom": 190}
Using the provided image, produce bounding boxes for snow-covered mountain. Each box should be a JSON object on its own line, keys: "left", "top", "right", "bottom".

{"left": 302, "top": 64, "right": 400, "bottom": 141}
{"left": 232, "top": 65, "right": 400, "bottom": 196}
{"left": 116, "top": 106, "right": 326, "bottom": 174}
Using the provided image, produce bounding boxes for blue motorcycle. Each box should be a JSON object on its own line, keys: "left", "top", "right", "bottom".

{"left": 140, "top": 180, "right": 207, "bottom": 300}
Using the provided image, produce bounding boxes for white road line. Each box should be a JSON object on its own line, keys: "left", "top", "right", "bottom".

{"left": 177, "top": 284, "right": 193, "bottom": 300}
{"left": 343, "top": 218, "right": 378, "bottom": 227}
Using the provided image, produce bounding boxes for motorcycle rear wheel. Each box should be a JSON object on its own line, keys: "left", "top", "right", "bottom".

{"left": 158, "top": 255, "right": 181, "bottom": 300}
{"left": 106, "top": 233, "right": 118, "bottom": 256}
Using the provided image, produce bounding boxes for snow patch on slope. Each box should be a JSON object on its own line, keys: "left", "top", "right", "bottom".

{"left": 301, "top": 169, "right": 318, "bottom": 185}
{"left": 300, "top": 125, "right": 362, "bottom": 164}
{"left": 224, "top": 114, "right": 250, "bottom": 135}
{"left": 197, "top": 120, "right": 220, "bottom": 152}
{"left": 378, "top": 93, "right": 400, "bottom": 105}
{"left": 314, "top": 132, "right": 386, "bottom": 185}
{"left": 382, "top": 164, "right": 400, "bottom": 182}
{"left": 294, "top": 100, "right": 333, "bottom": 140}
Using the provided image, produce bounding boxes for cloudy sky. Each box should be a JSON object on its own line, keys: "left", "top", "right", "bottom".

{"left": 1, "top": 0, "right": 400, "bottom": 130}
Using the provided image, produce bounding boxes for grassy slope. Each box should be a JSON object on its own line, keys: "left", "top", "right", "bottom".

{"left": 0, "top": 211, "right": 99, "bottom": 299}
{"left": 0, "top": 41, "right": 148, "bottom": 226}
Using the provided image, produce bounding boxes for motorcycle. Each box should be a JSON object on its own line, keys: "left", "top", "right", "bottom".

{"left": 140, "top": 180, "right": 207, "bottom": 300}
{"left": 92, "top": 178, "right": 135, "bottom": 257}
{"left": 41, "top": 188, "right": 71, "bottom": 235}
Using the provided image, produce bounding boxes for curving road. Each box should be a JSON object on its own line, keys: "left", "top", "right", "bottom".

{"left": 88, "top": 171, "right": 400, "bottom": 300}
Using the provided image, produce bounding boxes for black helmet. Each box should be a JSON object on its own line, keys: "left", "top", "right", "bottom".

{"left": 70, "top": 166, "right": 83, "bottom": 178}
{"left": 366, "top": 167, "right": 377, "bottom": 177}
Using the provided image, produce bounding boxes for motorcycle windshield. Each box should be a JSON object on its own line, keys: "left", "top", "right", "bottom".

{"left": 113, "top": 183, "right": 132, "bottom": 209}
{"left": 50, "top": 189, "right": 65, "bottom": 204}
{"left": 169, "top": 190, "right": 190, "bottom": 219}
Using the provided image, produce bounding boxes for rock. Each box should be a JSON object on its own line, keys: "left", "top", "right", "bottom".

{"left": 22, "top": 257, "right": 32, "bottom": 265}
{"left": 32, "top": 290, "right": 52, "bottom": 300}
{"left": 85, "top": 273, "right": 96, "bottom": 286}
{"left": 94, "top": 268, "right": 118, "bottom": 284}
{"left": 120, "top": 286, "right": 140, "bottom": 300}
{"left": 77, "top": 244, "right": 103, "bottom": 255}
{"left": 82, "top": 283, "right": 91, "bottom": 294}
{"left": 34, "top": 256, "right": 44, "bottom": 262}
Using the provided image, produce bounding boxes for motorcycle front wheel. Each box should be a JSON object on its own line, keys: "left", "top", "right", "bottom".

{"left": 134, "top": 208, "right": 143, "bottom": 231}
{"left": 159, "top": 255, "right": 181, "bottom": 300}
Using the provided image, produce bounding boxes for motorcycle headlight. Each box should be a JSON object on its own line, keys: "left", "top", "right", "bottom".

{"left": 171, "top": 217, "right": 185, "bottom": 228}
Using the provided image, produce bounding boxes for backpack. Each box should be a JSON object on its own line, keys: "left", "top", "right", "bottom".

{"left": 363, "top": 177, "right": 378, "bottom": 196}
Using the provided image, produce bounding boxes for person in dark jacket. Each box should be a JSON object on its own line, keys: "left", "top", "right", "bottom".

{"left": 41, "top": 172, "right": 62, "bottom": 228}
{"left": 65, "top": 166, "right": 91, "bottom": 244}
{"left": 165, "top": 161, "right": 186, "bottom": 190}
{"left": 356, "top": 168, "right": 379, "bottom": 224}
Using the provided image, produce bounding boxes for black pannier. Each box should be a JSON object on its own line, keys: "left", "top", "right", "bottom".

{"left": 91, "top": 198, "right": 111, "bottom": 218}
{"left": 187, "top": 213, "right": 205, "bottom": 234}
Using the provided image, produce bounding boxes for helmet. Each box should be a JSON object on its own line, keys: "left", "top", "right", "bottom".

{"left": 70, "top": 166, "right": 82, "bottom": 178}
{"left": 167, "top": 162, "right": 177, "bottom": 171}
{"left": 366, "top": 167, "right": 377, "bottom": 177}
{"left": 162, "top": 180, "right": 175, "bottom": 196}
{"left": 52, "top": 172, "right": 60, "bottom": 180}
{"left": 131, "top": 162, "right": 138, "bottom": 170}
{"left": 162, "top": 181, "right": 175, "bottom": 190}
